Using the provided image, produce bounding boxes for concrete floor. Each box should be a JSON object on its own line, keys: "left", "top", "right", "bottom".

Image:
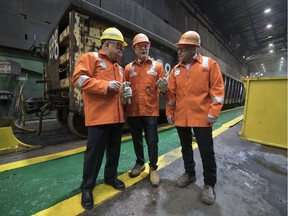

{"left": 79, "top": 122, "right": 287, "bottom": 216}
{"left": 0, "top": 118, "right": 286, "bottom": 216}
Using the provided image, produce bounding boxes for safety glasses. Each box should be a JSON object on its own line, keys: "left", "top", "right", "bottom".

{"left": 107, "top": 41, "right": 125, "bottom": 51}
{"left": 135, "top": 43, "right": 150, "bottom": 49}
{"left": 177, "top": 47, "right": 190, "bottom": 52}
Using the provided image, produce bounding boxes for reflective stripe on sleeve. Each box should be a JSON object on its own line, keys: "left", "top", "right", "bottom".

{"left": 76, "top": 75, "right": 90, "bottom": 89}
{"left": 212, "top": 97, "right": 224, "bottom": 103}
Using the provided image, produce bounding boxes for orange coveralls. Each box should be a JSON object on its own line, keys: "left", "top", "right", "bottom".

{"left": 72, "top": 50, "right": 125, "bottom": 126}
{"left": 123, "top": 57, "right": 165, "bottom": 170}
{"left": 124, "top": 57, "right": 166, "bottom": 117}
{"left": 166, "top": 54, "right": 224, "bottom": 127}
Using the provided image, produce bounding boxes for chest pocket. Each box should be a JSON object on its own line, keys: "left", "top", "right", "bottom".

{"left": 147, "top": 60, "right": 157, "bottom": 76}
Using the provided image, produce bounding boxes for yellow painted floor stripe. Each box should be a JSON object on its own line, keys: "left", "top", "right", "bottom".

{"left": 34, "top": 116, "right": 243, "bottom": 216}
{"left": 222, "top": 115, "right": 243, "bottom": 128}
{"left": 220, "top": 106, "right": 244, "bottom": 114}
{"left": 0, "top": 109, "right": 243, "bottom": 172}
{"left": 0, "top": 147, "right": 85, "bottom": 172}
{"left": 0, "top": 134, "right": 133, "bottom": 172}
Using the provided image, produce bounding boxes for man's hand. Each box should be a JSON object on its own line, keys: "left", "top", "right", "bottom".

{"left": 207, "top": 114, "right": 217, "bottom": 124}
{"left": 121, "top": 81, "right": 132, "bottom": 104}
{"left": 156, "top": 77, "right": 168, "bottom": 93}
{"left": 167, "top": 115, "right": 174, "bottom": 125}
{"left": 108, "top": 81, "right": 121, "bottom": 92}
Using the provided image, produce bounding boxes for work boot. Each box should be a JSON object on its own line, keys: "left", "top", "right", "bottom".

{"left": 129, "top": 164, "right": 145, "bottom": 178}
{"left": 149, "top": 168, "right": 160, "bottom": 187}
{"left": 81, "top": 190, "right": 93, "bottom": 210}
{"left": 176, "top": 173, "right": 196, "bottom": 188}
{"left": 201, "top": 185, "right": 216, "bottom": 205}
{"left": 105, "top": 178, "right": 125, "bottom": 190}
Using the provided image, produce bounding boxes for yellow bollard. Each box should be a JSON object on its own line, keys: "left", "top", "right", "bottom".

{"left": 0, "top": 127, "right": 39, "bottom": 154}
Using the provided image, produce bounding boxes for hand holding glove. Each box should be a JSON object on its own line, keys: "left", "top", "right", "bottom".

{"left": 121, "top": 81, "right": 132, "bottom": 104}
{"left": 108, "top": 81, "right": 121, "bottom": 92}
{"left": 156, "top": 77, "right": 168, "bottom": 93}
{"left": 167, "top": 115, "right": 175, "bottom": 125}
{"left": 207, "top": 114, "right": 217, "bottom": 124}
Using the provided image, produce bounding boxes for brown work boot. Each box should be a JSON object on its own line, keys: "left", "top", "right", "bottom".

{"left": 176, "top": 173, "right": 196, "bottom": 188}
{"left": 149, "top": 168, "right": 159, "bottom": 187}
{"left": 129, "top": 164, "right": 145, "bottom": 178}
{"left": 201, "top": 185, "right": 216, "bottom": 205}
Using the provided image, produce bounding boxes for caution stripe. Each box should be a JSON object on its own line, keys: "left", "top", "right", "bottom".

{"left": 34, "top": 116, "right": 243, "bottom": 216}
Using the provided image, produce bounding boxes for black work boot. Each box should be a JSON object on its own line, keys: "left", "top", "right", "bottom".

{"left": 81, "top": 190, "right": 94, "bottom": 210}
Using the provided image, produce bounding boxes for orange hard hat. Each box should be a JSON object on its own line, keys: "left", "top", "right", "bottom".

{"left": 176, "top": 31, "right": 201, "bottom": 47}
{"left": 133, "top": 33, "right": 151, "bottom": 47}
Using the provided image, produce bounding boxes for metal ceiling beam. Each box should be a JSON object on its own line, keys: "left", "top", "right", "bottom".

{"left": 243, "top": 0, "right": 262, "bottom": 53}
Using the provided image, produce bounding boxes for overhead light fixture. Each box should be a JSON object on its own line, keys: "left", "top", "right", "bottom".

{"left": 264, "top": 8, "right": 271, "bottom": 13}
{"left": 266, "top": 24, "right": 272, "bottom": 29}
{"left": 269, "top": 43, "right": 273, "bottom": 47}
{"left": 269, "top": 50, "right": 273, "bottom": 53}
{"left": 268, "top": 35, "right": 272, "bottom": 38}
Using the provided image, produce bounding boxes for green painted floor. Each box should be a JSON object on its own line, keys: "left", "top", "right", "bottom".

{"left": 0, "top": 107, "right": 244, "bottom": 216}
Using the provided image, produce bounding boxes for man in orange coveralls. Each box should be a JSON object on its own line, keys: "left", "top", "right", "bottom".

{"left": 166, "top": 31, "right": 224, "bottom": 205}
{"left": 72, "top": 27, "right": 132, "bottom": 210}
{"left": 124, "top": 33, "right": 167, "bottom": 187}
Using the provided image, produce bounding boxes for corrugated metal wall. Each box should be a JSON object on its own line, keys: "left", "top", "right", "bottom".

{"left": 94, "top": 0, "right": 248, "bottom": 79}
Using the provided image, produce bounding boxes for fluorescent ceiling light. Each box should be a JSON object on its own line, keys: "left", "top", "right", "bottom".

{"left": 264, "top": 8, "right": 271, "bottom": 13}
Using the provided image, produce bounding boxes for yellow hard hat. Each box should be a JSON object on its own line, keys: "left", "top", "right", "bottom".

{"left": 176, "top": 31, "right": 201, "bottom": 47}
{"left": 133, "top": 33, "right": 150, "bottom": 47}
{"left": 100, "top": 27, "right": 128, "bottom": 46}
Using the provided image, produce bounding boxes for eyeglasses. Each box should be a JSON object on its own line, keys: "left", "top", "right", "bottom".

{"left": 177, "top": 47, "right": 189, "bottom": 52}
{"left": 135, "top": 44, "right": 150, "bottom": 49}
{"left": 107, "top": 41, "right": 125, "bottom": 51}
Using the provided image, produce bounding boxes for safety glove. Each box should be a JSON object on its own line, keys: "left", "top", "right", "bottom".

{"left": 207, "top": 114, "right": 217, "bottom": 124}
{"left": 156, "top": 77, "right": 168, "bottom": 93}
{"left": 108, "top": 80, "right": 121, "bottom": 92}
{"left": 121, "top": 81, "right": 132, "bottom": 104}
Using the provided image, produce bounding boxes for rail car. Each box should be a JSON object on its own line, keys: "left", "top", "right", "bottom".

{"left": 222, "top": 74, "right": 245, "bottom": 108}
{"left": 31, "top": 1, "right": 244, "bottom": 138}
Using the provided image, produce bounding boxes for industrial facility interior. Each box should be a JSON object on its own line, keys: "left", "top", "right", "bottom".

{"left": 0, "top": 0, "right": 287, "bottom": 216}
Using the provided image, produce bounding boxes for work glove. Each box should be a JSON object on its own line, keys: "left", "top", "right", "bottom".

{"left": 167, "top": 115, "right": 175, "bottom": 125}
{"left": 156, "top": 77, "right": 168, "bottom": 93}
{"left": 207, "top": 114, "right": 217, "bottom": 124}
{"left": 121, "top": 81, "right": 132, "bottom": 104}
{"left": 108, "top": 80, "right": 121, "bottom": 92}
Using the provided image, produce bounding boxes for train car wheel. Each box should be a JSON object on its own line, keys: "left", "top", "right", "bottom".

{"left": 56, "top": 109, "right": 69, "bottom": 128}
{"left": 68, "top": 112, "right": 88, "bottom": 139}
